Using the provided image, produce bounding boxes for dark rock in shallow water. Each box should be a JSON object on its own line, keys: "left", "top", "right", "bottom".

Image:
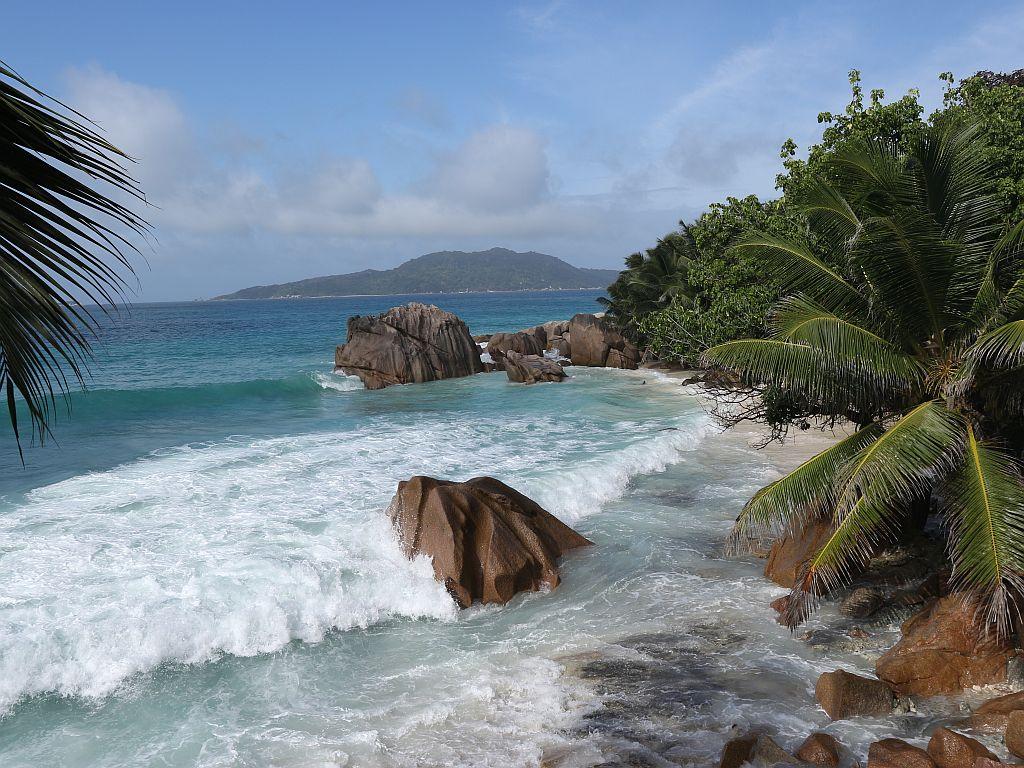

{"left": 386, "top": 475, "right": 591, "bottom": 608}
{"left": 334, "top": 303, "right": 483, "bottom": 389}
{"left": 503, "top": 351, "right": 567, "bottom": 384}
{"left": 486, "top": 330, "right": 544, "bottom": 366}
{"left": 814, "top": 669, "right": 895, "bottom": 720}
{"left": 867, "top": 737, "right": 936, "bottom": 767}
{"left": 840, "top": 586, "right": 886, "bottom": 619}
{"left": 875, "top": 594, "right": 1014, "bottom": 697}
{"left": 795, "top": 732, "right": 842, "bottom": 767}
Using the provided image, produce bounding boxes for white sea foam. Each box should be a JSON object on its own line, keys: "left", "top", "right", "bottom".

{"left": 313, "top": 371, "right": 365, "bottom": 391}
{"left": 0, "top": 376, "right": 709, "bottom": 715}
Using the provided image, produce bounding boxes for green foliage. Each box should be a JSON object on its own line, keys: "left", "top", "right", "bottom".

{"left": 704, "top": 124, "right": 1024, "bottom": 630}
{"left": 635, "top": 196, "right": 802, "bottom": 363}
{"left": 0, "top": 62, "right": 147, "bottom": 458}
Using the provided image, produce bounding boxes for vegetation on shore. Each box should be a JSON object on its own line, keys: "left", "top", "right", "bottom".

{"left": 608, "top": 69, "right": 1024, "bottom": 630}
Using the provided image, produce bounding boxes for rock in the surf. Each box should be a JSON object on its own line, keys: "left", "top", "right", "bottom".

{"left": 925, "top": 727, "right": 998, "bottom": 768}
{"left": 867, "top": 738, "right": 936, "bottom": 768}
{"left": 567, "top": 313, "right": 639, "bottom": 369}
{"left": 764, "top": 517, "right": 834, "bottom": 590}
{"left": 334, "top": 303, "right": 483, "bottom": 390}
{"left": 875, "top": 594, "right": 1015, "bottom": 697}
{"left": 795, "top": 732, "right": 842, "bottom": 767}
{"left": 386, "top": 475, "right": 592, "bottom": 608}
{"left": 815, "top": 669, "right": 896, "bottom": 720}
{"left": 970, "top": 691, "right": 1024, "bottom": 730}
{"left": 486, "top": 331, "right": 544, "bottom": 366}
{"left": 503, "top": 351, "right": 567, "bottom": 385}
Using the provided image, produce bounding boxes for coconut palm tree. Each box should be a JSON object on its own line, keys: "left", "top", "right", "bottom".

{"left": 1, "top": 61, "right": 147, "bottom": 457}
{"left": 703, "top": 121, "right": 1024, "bottom": 632}
{"left": 600, "top": 227, "right": 699, "bottom": 333}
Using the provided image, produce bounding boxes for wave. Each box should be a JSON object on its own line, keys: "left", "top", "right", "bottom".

{"left": 0, "top": 374, "right": 708, "bottom": 715}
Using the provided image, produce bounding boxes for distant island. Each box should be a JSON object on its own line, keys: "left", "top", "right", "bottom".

{"left": 212, "top": 248, "right": 621, "bottom": 300}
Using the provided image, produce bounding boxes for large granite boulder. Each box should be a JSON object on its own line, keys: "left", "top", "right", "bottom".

{"left": 795, "top": 733, "right": 842, "bottom": 767}
{"left": 386, "top": 476, "right": 592, "bottom": 608}
{"left": 718, "top": 732, "right": 795, "bottom": 768}
{"left": 486, "top": 331, "right": 544, "bottom": 365}
{"left": 971, "top": 691, "right": 1024, "bottom": 730}
{"left": 815, "top": 669, "right": 895, "bottom": 720}
{"left": 334, "top": 303, "right": 483, "bottom": 389}
{"left": 764, "top": 518, "right": 834, "bottom": 590}
{"left": 568, "top": 313, "right": 639, "bottom": 369}
{"left": 503, "top": 351, "right": 567, "bottom": 385}
{"left": 875, "top": 595, "right": 1015, "bottom": 697}
{"left": 1008, "top": 710, "right": 1024, "bottom": 759}
{"left": 867, "top": 738, "right": 936, "bottom": 768}
{"left": 925, "top": 727, "right": 998, "bottom": 768}
{"left": 541, "top": 320, "right": 569, "bottom": 345}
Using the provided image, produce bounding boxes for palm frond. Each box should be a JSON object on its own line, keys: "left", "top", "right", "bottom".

{"left": 728, "top": 423, "right": 883, "bottom": 552}
{"left": 967, "top": 320, "right": 1024, "bottom": 369}
{"left": 0, "top": 61, "right": 147, "bottom": 456}
{"left": 943, "top": 425, "right": 1024, "bottom": 634}
{"left": 787, "top": 401, "right": 965, "bottom": 615}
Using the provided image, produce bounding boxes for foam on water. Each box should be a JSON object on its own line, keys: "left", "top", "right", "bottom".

{"left": 0, "top": 369, "right": 709, "bottom": 718}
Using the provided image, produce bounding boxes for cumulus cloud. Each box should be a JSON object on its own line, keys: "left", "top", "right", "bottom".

{"left": 62, "top": 66, "right": 596, "bottom": 242}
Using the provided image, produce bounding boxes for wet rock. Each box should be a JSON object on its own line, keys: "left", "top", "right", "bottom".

{"left": 568, "top": 313, "right": 638, "bottom": 369}
{"left": 386, "top": 475, "right": 591, "bottom": 608}
{"left": 549, "top": 335, "right": 571, "bottom": 358}
{"left": 486, "top": 331, "right": 544, "bottom": 365}
{"left": 973, "top": 758, "right": 1007, "bottom": 768}
{"left": 840, "top": 586, "right": 886, "bottom": 619}
{"left": 875, "top": 595, "right": 1015, "bottom": 697}
{"left": 867, "top": 738, "right": 937, "bottom": 767}
{"left": 606, "top": 346, "right": 639, "bottom": 369}
{"left": 815, "top": 669, "right": 895, "bottom": 720}
{"left": 1007, "top": 709, "right": 1024, "bottom": 759}
{"left": 334, "top": 303, "right": 483, "bottom": 389}
{"left": 764, "top": 518, "right": 834, "bottom": 590}
{"left": 925, "top": 727, "right": 998, "bottom": 768}
{"left": 503, "top": 351, "right": 567, "bottom": 384}
{"left": 795, "top": 732, "right": 841, "bottom": 767}
{"left": 718, "top": 732, "right": 794, "bottom": 768}
{"left": 473, "top": 333, "right": 492, "bottom": 343}
{"left": 970, "top": 691, "right": 1024, "bottom": 730}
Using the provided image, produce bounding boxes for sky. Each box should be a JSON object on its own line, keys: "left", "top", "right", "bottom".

{"left": 4, "top": 1, "right": 1024, "bottom": 301}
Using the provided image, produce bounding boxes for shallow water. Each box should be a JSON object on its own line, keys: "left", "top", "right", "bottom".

{"left": 0, "top": 292, "right": 993, "bottom": 766}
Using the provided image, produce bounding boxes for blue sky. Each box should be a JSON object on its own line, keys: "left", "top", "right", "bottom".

{"left": 5, "top": 1, "right": 1024, "bottom": 300}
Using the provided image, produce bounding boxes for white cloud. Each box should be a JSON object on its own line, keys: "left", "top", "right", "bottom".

{"left": 63, "top": 66, "right": 591, "bottom": 243}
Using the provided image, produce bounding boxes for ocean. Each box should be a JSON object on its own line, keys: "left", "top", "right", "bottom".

{"left": 0, "top": 291, "right": 948, "bottom": 766}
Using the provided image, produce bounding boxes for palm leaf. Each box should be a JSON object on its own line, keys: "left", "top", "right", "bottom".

{"left": 967, "top": 320, "right": 1024, "bottom": 369}
{"left": 943, "top": 425, "right": 1024, "bottom": 634}
{"left": 784, "top": 401, "right": 965, "bottom": 623}
{"left": 0, "top": 61, "right": 147, "bottom": 456}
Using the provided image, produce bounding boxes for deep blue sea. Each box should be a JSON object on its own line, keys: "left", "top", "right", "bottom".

{"left": 0, "top": 291, "right": 930, "bottom": 767}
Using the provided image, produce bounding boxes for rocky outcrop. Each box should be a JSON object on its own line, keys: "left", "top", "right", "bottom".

{"left": 764, "top": 518, "right": 834, "bottom": 589}
{"left": 486, "top": 331, "right": 544, "bottom": 365}
{"left": 925, "top": 727, "right": 998, "bottom": 768}
{"left": 971, "top": 691, "right": 1024, "bottom": 730}
{"left": 568, "top": 314, "right": 639, "bottom": 369}
{"left": 875, "top": 595, "right": 1015, "bottom": 697}
{"left": 386, "top": 476, "right": 592, "bottom": 608}
{"left": 815, "top": 669, "right": 896, "bottom": 720}
{"left": 867, "top": 738, "right": 936, "bottom": 768}
{"left": 795, "top": 733, "right": 841, "bottom": 767}
{"left": 1008, "top": 710, "right": 1024, "bottom": 759}
{"left": 334, "top": 303, "right": 483, "bottom": 389}
{"left": 503, "top": 351, "right": 567, "bottom": 384}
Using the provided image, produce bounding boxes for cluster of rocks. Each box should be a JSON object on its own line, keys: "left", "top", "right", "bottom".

{"left": 335, "top": 303, "right": 642, "bottom": 389}
{"left": 739, "top": 517, "right": 1024, "bottom": 767}
{"left": 386, "top": 475, "right": 591, "bottom": 608}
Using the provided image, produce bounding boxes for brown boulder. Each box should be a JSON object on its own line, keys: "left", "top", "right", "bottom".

{"left": 875, "top": 595, "right": 1015, "bottom": 697}
{"left": 764, "top": 518, "right": 834, "bottom": 589}
{"left": 386, "top": 476, "right": 592, "bottom": 608}
{"left": 606, "top": 345, "right": 640, "bottom": 369}
{"left": 840, "top": 586, "right": 886, "bottom": 619}
{"left": 815, "top": 669, "right": 895, "bottom": 720}
{"left": 1008, "top": 709, "right": 1024, "bottom": 759}
{"left": 718, "top": 732, "right": 794, "bottom": 768}
{"left": 971, "top": 691, "right": 1024, "bottom": 730}
{"left": 795, "top": 732, "right": 842, "bottom": 767}
{"left": 973, "top": 758, "right": 1007, "bottom": 767}
{"left": 503, "top": 351, "right": 567, "bottom": 384}
{"left": 486, "top": 331, "right": 544, "bottom": 365}
{"left": 549, "top": 336, "right": 571, "bottom": 358}
{"left": 568, "top": 313, "right": 638, "bottom": 369}
{"left": 868, "top": 738, "right": 937, "bottom": 768}
{"left": 334, "top": 303, "right": 483, "bottom": 390}
{"left": 926, "top": 727, "right": 998, "bottom": 768}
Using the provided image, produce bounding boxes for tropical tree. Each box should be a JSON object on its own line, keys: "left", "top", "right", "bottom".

{"left": 1, "top": 61, "right": 146, "bottom": 457}
{"left": 703, "top": 122, "right": 1024, "bottom": 632}
{"left": 600, "top": 227, "right": 699, "bottom": 336}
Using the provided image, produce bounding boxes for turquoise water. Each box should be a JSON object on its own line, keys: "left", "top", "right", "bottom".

{"left": 0, "top": 291, "right": 940, "bottom": 766}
